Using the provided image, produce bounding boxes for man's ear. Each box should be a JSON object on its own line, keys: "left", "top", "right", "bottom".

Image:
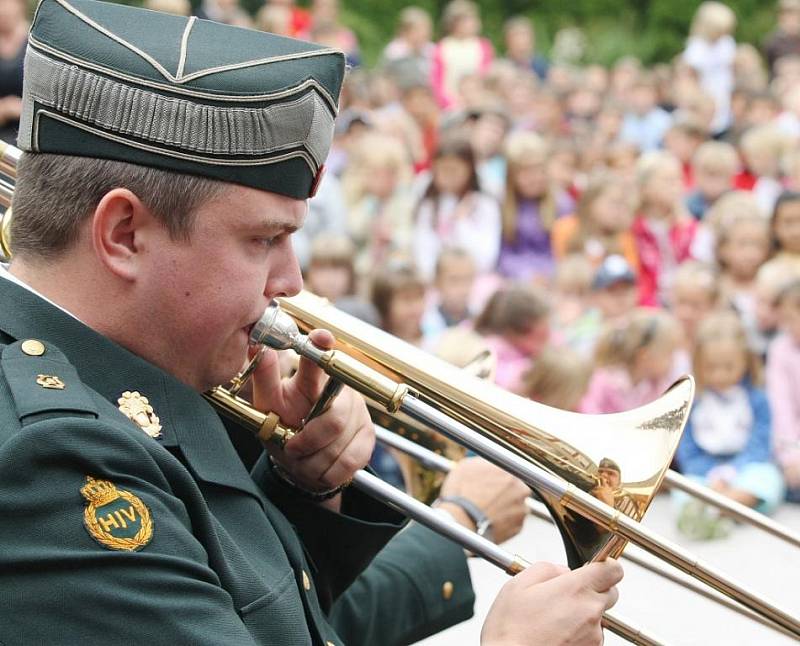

{"left": 90, "top": 188, "right": 156, "bottom": 281}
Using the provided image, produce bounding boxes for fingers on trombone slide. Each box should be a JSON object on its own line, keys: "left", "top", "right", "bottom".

{"left": 303, "top": 377, "right": 344, "bottom": 427}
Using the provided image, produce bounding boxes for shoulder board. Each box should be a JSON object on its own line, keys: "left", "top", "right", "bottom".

{"left": 1, "top": 339, "right": 98, "bottom": 425}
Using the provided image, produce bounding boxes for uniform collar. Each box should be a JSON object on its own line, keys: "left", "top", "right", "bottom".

{"left": 0, "top": 276, "right": 265, "bottom": 506}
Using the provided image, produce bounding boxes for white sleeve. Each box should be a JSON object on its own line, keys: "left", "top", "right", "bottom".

{"left": 412, "top": 200, "right": 442, "bottom": 281}
{"left": 453, "top": 193, "right": 501, "bottom": 274}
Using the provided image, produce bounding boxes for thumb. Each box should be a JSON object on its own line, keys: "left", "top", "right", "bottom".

{"left": 513, "top": 561, "right": 570, "bottom": 588}
{"left": 578, "top": 559, "right": 624, "bottom": 594}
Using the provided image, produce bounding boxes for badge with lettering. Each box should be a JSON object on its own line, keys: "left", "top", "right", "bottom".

{"left": 117, "top": 391, "right": 162, "bottom": 439}
{"left": 81, "top": 476, "right": 153, "bottom": 551}
{"left": 36, "top": 374, "right": 65, "bottom": 390}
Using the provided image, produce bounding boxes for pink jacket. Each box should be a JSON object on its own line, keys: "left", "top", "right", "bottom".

{"left": 580, "top": 366, "right": 672, "bottom": 414}
{"left": 483, "top": 334, "right": 530, "bottom": 394}
{"left": 766, "top": 332, "right": 800, "bottom": 470}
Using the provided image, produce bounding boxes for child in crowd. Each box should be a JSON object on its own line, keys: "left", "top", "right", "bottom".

{"left": 684, "top": 141, "right": 738, "bottom": 220}
{"left": 412, "top": 135, "right": 501, "bottom": 280}
{"left": 754, "top": 258, "right": 800, "bottom": 359}
{"left": 770, "top": 191, "right": 800, "bottom": 270}
{"left": 551, "top": 255, "right": 601, "bottom": 356}
{"left": 421, "top": 247, "right": 477, "bottom": 342}
{"left": 473, "top": 284, "right": 551, "bottom": 394}
{"left": 767, "top": 281, "right": 800, "bottom": 502}
{"left": 670, "top": 261, "right": 719, "bottom": 374}
{"left": 716, "top": 210, "right": 772, "bottom": 351}
{"left": 739, "top": 125, "right": 786, "bottom": 214}
{"left": 581, "top": 308, "right": 680, "bottom": 414}
{"left": 764, "top": 0, "right": 800, "bottom": 75}
{"left": 551, "top": 173, "right": 638, "bottom": 270}
{"left": 496, "top": 131, "right": 574, "bottom": 281}
{"left": 502, "top": 15, "right": 549, "bottom": 81}
{"left": 304, "top": 234, "right": 356, "bottom": 302}
{"left": 370, "top": 260, "right": 428, "bottom": 346}
{"left": 590, "top": 255, "right": 639, "bottom": 328}
{"left": 632, "top": 151, "right": 699, "bottom": 306}
{"left": 677, "top": 312, "right": 784, "bottom": 538}
{"left": 430, "top": 0, "right": 493, "bottom": 109}
{"left": 663, "top": 118, "right": 707, "bottom": 189}
{"left": 343, "top": 133, "right": 415, "bottom": 276}
{"left": 521, "top": 346, "right": 591, "bottom": 412}
{"left": 381, "top": 6, "right": 434, "bottom": 75}
{"left": 682, "top": 1, "right": 737, "bottom": 134}
{"left": 547, "top": 140, "right": 581, "bottom": 203}
{"left": 619, "top": 74, "right": 673, "bottom": 152}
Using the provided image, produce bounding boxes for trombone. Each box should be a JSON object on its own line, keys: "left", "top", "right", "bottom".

{"left": 232, "top": 293, "right": 800, "bottom": 640}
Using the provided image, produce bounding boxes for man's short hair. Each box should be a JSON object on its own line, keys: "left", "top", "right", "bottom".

{"left": 10, "top": 153, "right": 226, "bottom": 260}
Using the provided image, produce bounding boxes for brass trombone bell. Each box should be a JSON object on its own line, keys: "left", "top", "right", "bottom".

{"left": 268, "top": 292, "right": 800, "bottom": 638}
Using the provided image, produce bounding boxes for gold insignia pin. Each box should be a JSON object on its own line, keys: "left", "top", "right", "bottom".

{"left": 81, "top": 476, "right": 153, "bottom": 551}
{"left": 117, "top": 391, "right": 162, "bottom": 439}
{"left": 36, "top": 374, "right": 65, "bottom": 390}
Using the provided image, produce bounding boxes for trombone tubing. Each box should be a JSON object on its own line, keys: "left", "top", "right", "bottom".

{"left": 374, "top": 425, "right": 795, "bottom": 639}
{"left": 281, "top": 334, "right": 800, "bottom": 638}
{"left": 350, "top": 460, "right": 666, "bottom": 645}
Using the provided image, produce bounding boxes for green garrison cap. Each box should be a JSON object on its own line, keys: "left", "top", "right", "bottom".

{"left": 18, "top": 0, "right": 345, "bottom": 199}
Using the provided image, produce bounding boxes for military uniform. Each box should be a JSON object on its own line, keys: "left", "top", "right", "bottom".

{"left": 0, "top": 261, "right": 474, "bottom": 645}
{"left": 0, "top": 0, "right": 474, "bottom": 643}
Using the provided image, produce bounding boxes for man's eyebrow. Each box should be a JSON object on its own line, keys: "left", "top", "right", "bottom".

{"left": 257, "top": 219, "right": 301, "bottom": 234}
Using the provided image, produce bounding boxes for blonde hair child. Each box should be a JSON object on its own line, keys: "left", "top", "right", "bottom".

{"left": 497, "top": 131, "right": 574, "bottom": 281}
{"left": 686, "top": 140, "right": 738, "bottom": 219}
{"left": 740, "top": 125, "right": 787, "bottom": 214}
{"left": 581, "top": 309, "right": 679, "bottom": 414}
{"left": 670, "top": 261, "right": 720, "bottom": 372}
{"left": 552, "top": 172, "right": 638, "bottom": 270}
{"left": 683, "top": 2, "right": 737, "bottom": 133}
{"left": 521, "top": 346, "right": 591, "bottom": 412}
{"left": 343, "top": 133, "right": 415, "bottom": 277}
{"left": 750, "top": 258, "right": 800, "bottom": 361}
{"left": 552, "top": 254, "right": 603, "bottom": 356}
{"left": 676, "top": 311, "right": 784, "bottom": 538}
{"left": 632, "top": 151, "right": 699, "bottom": 306}
{"left": 716, "top": 208, "right": 771, "bottom": 351}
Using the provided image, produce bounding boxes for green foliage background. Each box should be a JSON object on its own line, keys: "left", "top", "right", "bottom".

{"left": 329, "top": 0, "right": 777, "bottom": 68}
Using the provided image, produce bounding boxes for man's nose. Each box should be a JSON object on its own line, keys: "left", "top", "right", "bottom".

{"left": 265, "top": 241, "right": 304, "bottom": 299}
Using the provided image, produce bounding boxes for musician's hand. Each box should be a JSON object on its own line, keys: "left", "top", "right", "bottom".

{"left": 590, "top": 483, "right": 616, "bottom": 507}
{"left": 438, "top": 457, "right": 529, "bottom": 544}
{"left": 252, "top": 328, "right": 374, "bottom": 500}
{"left": 481, "top": 560, "right": 623, "bottom": 646}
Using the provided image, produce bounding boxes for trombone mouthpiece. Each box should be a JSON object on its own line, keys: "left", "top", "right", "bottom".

{"left": 250, "top": 302, "right": 301, "bottom": 351}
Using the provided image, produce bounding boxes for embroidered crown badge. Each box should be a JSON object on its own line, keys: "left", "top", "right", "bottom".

{"left": 81, "top": 476, "right": 153, "bottom": 551}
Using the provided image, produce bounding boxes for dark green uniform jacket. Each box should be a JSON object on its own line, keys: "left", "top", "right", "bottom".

{"left": 0, "top": 276, "right": 474, "bottom": 645}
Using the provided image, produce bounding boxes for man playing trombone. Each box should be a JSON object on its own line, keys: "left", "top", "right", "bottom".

{"left": 0, "top": 1, "right": 622, "bottom": 644}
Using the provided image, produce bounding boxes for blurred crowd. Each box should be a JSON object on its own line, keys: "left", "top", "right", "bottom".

{"left": 3, "top": 0, "right": 800, "bottom": 537}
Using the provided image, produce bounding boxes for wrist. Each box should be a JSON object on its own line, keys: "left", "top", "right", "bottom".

{"left": 434, "top": 501, "right": 476, "bottom": 530}
{"left": 269, "top": 456, "right": 350, "bottom": 502}
{"left": 434, "top": 495, "right": 494, "bottom": 542}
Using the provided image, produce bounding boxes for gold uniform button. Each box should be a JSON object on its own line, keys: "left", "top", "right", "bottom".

{"left": 442, "top": 581, "right": 454, "bottom": 600}
{"left": 21, "top": 339, "right": 46, "bottom": 356}
{"left": 302, "top": 570, "right": 311, "bottom": 591}
{"left": 326, "top": 642, "right": 336, "bottom": 646}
